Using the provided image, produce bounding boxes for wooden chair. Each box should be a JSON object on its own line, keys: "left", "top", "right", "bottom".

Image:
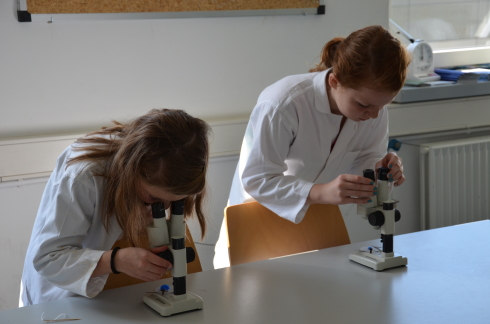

{"left": 103, "top": 225, "right": 202, "bottom": 290}
{"left": 225, "top": 202, "right": 350, "bottom": 266}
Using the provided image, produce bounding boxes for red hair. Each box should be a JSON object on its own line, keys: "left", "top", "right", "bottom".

{"left": 310, "top": 25, "right": 410, "bottom": 92}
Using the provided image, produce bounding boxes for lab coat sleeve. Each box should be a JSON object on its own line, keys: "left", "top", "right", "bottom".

{"left": 241, "top": 102, "right": 314, "bottom": 224}
{"left": 32, "top": 173, "right": 107, "bottom": 298}
{"left": 350, "top": 106, "right": 389, "bottom": 176}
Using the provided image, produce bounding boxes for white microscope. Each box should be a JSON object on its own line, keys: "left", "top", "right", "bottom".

{"left": 143, "top": 200, "right": 203, "bottom": 316}
{"left": 349, "top": 167, "right": 408, "bottom": 271}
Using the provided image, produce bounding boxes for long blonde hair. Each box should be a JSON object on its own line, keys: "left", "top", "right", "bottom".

{"left": 69, "top": 109, "right": 210, "bottom": 248}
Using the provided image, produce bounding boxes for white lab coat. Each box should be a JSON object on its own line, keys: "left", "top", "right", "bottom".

{"left": 20, "top": 143, "right": 122, "bottom": 306}
{"left": 214, "top": 69, "right": 388, "bottom": 268}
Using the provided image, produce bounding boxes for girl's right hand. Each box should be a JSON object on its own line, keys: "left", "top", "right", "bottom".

{"left": 113, "top": 246, "right": 173, "bottom": 281}
{"left": 307, "top": 174, "right": 376, "bottom": 205}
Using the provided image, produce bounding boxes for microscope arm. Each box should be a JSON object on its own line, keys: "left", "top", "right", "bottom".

{"left": 144, "top": 200, "right": 203, "bottom": 316}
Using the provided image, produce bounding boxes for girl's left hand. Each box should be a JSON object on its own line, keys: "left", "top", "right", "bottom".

{"left": 375, "top": 153, "right": 405, "bottom": 187}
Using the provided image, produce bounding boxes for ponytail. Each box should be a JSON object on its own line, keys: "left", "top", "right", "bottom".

{"left": 310, "top": 26, "right": 410, "bottom": 92}
{"left": 309, "top": 37, "right": 344, "bottom": 72}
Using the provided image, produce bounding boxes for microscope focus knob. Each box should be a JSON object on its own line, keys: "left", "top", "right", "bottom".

{"left": 158, "top": 247, "right": 196, "bottom": 264}
{"left": 368, "top": 211, "right": 385, "bottom": 227}
{"left": 395, "top": 209, "right": 401, "bottom": 222}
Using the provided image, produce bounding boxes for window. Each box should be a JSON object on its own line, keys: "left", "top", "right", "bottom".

{"left": 390, "top": 0, "right": 490, "bottom": 51}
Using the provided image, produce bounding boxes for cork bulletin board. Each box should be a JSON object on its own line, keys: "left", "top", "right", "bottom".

{"left": 18, "top": 0, "right": 325, "bottom": 22}
{"left": 26, "top": 0, "right": 321, "bottom": 14}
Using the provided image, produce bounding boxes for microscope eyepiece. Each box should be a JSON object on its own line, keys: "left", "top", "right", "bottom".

{"left": 363, "top": 169, "right": 376, "bottom": 182}
{"left": 377, "top": 167, "right": 390, "bottom": 181}
{"left": 151, "top": 202, "right": 167, "bottom": 219}
{"left": 171, "top": 199, "right": 185, "bottom": 215}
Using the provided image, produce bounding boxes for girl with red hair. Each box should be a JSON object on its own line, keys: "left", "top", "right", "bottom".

{"left": 214, "top": 25, "right": 410, "bottom": 269}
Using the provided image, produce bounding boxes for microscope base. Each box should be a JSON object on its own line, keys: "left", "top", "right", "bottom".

{"left": 144, "top": 291, "right": 203, "bottom": 317}
{"left": 349, "top": 250, "right": 407, "bottom": 271}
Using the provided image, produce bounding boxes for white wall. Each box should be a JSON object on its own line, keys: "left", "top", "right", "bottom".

{"left": 0, "top": 0, "right": 388, "bottom": 138}
{"left": 0, "top": 0, "right": 390, "bottom": 311}
{"left": 0, "top": 179, "right": 47, "bottom": 310}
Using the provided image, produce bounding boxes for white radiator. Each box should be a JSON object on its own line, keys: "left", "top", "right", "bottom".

{"left": 420, "top": 135, "right": 490, "bottom": 230}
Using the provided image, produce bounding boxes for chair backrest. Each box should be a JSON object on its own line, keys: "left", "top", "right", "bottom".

{"left": 103, "top": 225, "right": 202, "bottom": 290}
{"left": 226, "top": 202, "right": 350, "bottom": 266}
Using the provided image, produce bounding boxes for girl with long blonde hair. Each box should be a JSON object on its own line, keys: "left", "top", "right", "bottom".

{"left": 21, "top": 109, "right": 210, "bottom": 306}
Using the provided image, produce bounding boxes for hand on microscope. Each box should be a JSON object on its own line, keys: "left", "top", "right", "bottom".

{"left": 375, "top": 152, "right": 405, "bottom": 187}
{"left": 112, "top": 245, "right": 173, "bottom": 281}
{"left": 306, "top": 174, "right": 376, "bottom": 205}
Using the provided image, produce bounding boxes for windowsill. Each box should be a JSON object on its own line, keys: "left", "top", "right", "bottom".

{"left": 388, "top": 94, "right": 490, "bottom": 109}
{"left": 434, "top": 46, "right": 490, "bottom": 68}
{"left": 392, "top": 82, "right": 490, "bottom": 104}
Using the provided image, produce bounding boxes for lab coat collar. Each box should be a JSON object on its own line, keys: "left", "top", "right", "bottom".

{"left": 313, "top": 68, "right": 358, "bottom": 125}
{"left": 313, "top": 68, "right": 334, "bottom": 115}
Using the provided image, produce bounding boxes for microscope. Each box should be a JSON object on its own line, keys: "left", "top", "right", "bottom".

{"left": 143, "top": 200, "right": 203, "bottom": 316}
{"left": 349, "top": 167, "right": 408, "bottom": 271}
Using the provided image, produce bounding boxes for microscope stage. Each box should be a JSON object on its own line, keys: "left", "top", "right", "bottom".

{"left": 349, "top": 250, "right": 407, "bottom": 271}
{"left": 144, "top": 291, "right": 203, "bottom": 317}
